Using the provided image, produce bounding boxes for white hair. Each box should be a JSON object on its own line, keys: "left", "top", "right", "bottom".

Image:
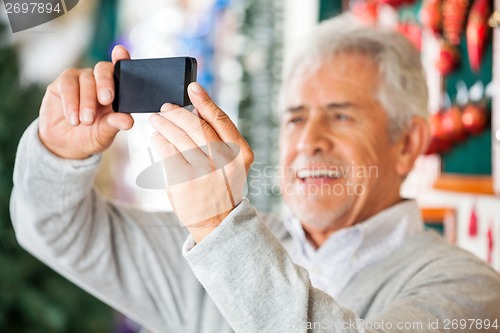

{"left": 280, "top": 13, "right": 429, "bottom": 141}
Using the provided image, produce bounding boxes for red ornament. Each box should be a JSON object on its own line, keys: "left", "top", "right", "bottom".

{"left": 352, "top": 1, "right": 379, "bottom": 26}
{"left": 462, "top": 103, "right": 487, "bottom": 135}
{"left": 376, "top": 0, "right": 416, "bottom": 8}
{"left": 468, "top": 202, "right": 478, "bottom": 237}
{"left": 425, "top": 137, "right": 453, "bottom": 154}
{"left": 466, "top": 0, "right": 491, "bottom": 72}
{"left": 487, "top": 220, "right": 494, "bottom": 264}
{"left": 440, "top": 106, "right": 465, "bottom": 141}
{"left": 420, "top": 0, "right": 442, "bottom": 34}
{"left": 436, "top": 41, "right": 460, "bottom": 75}
{"left": 397, "top": 21, "right": 422, "bottom": 50}
{"left": 442, "top": 0, "right": 469, "bottom": 45}
{"left": 425, "top": 112, "right": 453, "bottom": 154}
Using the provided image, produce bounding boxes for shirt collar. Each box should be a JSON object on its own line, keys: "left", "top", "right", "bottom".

{"left": 283, "top": 199, "right": 424, "bottom": 258}
{"left": 282, "top": 200, "right": 424, "bottom": 297}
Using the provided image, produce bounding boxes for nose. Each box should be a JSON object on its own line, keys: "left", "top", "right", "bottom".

{"left": 296, "top": 115, "right": 333, "bottom": 156}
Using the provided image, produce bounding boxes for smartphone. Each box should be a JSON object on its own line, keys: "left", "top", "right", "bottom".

{"left": 113, "top": 57, "right": 197, "bottom": 113}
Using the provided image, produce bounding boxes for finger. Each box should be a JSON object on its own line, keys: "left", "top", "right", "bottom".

{"left": 150, "top": 113, "right": 200, "bottom": 153}
{"left": 187, "top": 82, "right": 254, "bottom": 170}
{"left": 103, "top": 112, "right": 135, "bottom": 131}
{"left": 151, "top": 131, "right": 191, "bottom": 186}
{"left": 159, "top": 103, "right": 220, "bottom": 148}
{"left": 93, "top": 61, "right": 114, "bottom": 105}
{"left": 187, "top": 83, "right": 248, "bottom": 151}
{"left": 79, "top": 69, "right": 97, "bottom": 125}
{"left": 151, "top": 131, "right": 182, "bottom": 160}
{"left": 58, "top": 69, "right": 81, "bottom": 126}
{"left": 85, "top": 112, "right": 132, "bottom": 151}
{"left": 111, "top": 45, "right": 131, "bottom": 65}
{"left": 149, "top": 113, "right": 212, "bottom": 170}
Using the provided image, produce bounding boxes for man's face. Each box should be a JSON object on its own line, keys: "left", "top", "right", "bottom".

{"left": 279, "top": 53, "right": 403, "bottom": 232}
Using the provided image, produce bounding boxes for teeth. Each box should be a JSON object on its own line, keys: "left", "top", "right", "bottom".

{"left": 297, "top": 169, "right": 340, "bottom": 179}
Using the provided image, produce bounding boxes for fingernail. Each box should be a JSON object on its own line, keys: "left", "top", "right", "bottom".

{"left": 160, "top": 103, "right": 173, "bottom": 112}
{"left": 69, "top": 112, "right": 79, "bottom": 126}
{"left": 151, "top": 131, "right": 161, "bottom": 140}
{"left": 100, "top": 89, "right": 113, "bottom": 103}
{"left": 81, "top": 109, "right": 94, "bottom": 124}
{"left": 189, "top": 82, "right": 202, "bottom": 95}
{"left": 118, "top": 122, "right": 130, "bottom": 130}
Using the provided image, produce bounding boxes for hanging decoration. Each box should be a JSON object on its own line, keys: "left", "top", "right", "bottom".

{"left": 376, "top": 0, "right": 416, "bottom": 8}
{"left": 466, "top": 0, "right": 492, "bottom": 72}
{"left": 397, "top": 20, "right": 422, "bottom": 49}
{"left": 442, "top": 0, "right": 470, "bottom": 45}
{"left": 426, "top": 80, "right": 491, "bottom": 155}
{"left": 436, "top": 40, "right": 461, "bottom": 75}
{"left": 440, "top": 105, "right": 466, "bottom": 142}
{"left": 462, "top": 103, "right": 487, "bottom": 134}
{"left": 352, "top": 0, "right": 380, "bottom": 25}
{"left": 427, "top": 112, "right": 453, "bottom": 154}
{"left": 351, "top": 0, "right": 493, "bottom": 75}
{"left": 486, "top": 219, "right": 494, "bottom": 264}
{"left": 468, "top": 200, "right": 479, "bottom": 237}
{"left": 420, "top": 0, "right": 442, "bottom": 33}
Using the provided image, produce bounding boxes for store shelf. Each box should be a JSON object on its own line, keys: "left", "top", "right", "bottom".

{"left": 420, "top": 207, "right": 454, "bottom": 222}
{"left": 433, "top": 173, "right": 495, "bottom": 195}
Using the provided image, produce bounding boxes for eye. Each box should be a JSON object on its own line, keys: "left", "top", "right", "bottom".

{"left": 286, "top": 116, "right": 305, "bottom": 125}
{"left": 335, "top": 113, "right": 350, "bottom": 121}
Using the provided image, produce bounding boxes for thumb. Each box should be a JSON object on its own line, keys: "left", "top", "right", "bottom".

{"left": 187, "top": 82, "right": 238, "bottom": 143}
{"left": 100, "top": 112, "right": 134, "bottom": 139}
{"left": 188, "top": 82, "right": 254, "bottom": 171}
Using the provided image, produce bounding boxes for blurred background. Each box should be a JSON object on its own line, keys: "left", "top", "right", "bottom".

{"left": 0, "top": 0, "right": 499, "bottom": 332}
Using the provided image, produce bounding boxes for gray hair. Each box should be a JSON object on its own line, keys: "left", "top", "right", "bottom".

{"left": 280, "top": 13, "right": 429, "bottom": 141}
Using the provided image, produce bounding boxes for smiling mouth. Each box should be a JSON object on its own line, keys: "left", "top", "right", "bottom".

{"left": 296, "top": 168, "right": 341, "bottom": 181}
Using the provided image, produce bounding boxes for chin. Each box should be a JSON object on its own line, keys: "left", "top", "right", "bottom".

{"left": 285, "top": 195, "right": 353, "bottom": 230}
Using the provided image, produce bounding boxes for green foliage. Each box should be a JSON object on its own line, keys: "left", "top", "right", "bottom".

{"left": 237, "top": 0, "right": 283, "bottom": 213}
{"left": 0, "top": 23, "right": 114, "bottom": 332}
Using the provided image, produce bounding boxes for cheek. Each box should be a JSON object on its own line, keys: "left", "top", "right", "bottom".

{"left": 343, "top": 129, "right": 386, "bottom": 165}
{"left": 351, "top": 142, "right": 397, "bottom": 184}
{"left": 278, "top": 131, "right": 295, "bottom": 165}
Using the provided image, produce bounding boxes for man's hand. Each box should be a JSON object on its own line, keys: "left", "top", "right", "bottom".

{"left": 38, "top": 45, "right": 134, "bottom": 159}
{"left": 149, "top": 83, "right": 254, "bottom": 243}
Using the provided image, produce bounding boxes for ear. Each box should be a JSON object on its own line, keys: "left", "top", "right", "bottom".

{"left": 394, "top": 117, "right": 430, "bottom": 177}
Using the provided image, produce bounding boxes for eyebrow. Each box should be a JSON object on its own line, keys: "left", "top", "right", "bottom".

{"left": 285, "top": 102, "right": 354, "bottom": 113}
{"left": 325, "top": 102, "right": 354, "bottom": 109}
{"left": 284, "top": 105, "right": 306, "bottom": 113}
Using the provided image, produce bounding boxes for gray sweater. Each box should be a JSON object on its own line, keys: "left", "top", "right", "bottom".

{"left": 10, "top": 120, "right": 500, "bottom": 332}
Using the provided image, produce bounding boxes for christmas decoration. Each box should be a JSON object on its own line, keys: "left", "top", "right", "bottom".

{"left": 397, "top": 21, "right": 422, "bottom": 50}
{"left": 376, "top": 0, "right": 416, "bottom": 8}
{"left": 440, "top": 106, "right": 466, "bottom": 141}
{"left": 466, "top": 0, "right": 491, "bottom": 72}
{"left": 237, "top": 0, "right": 283, "bottom": 212}
{"left": 436, "top": 40, "right": 461, "bottom": 75}
{"left": 486, "top": 219, "right": 494, "bottom": 264}
{"left": 442, "top": 0, "right": 469, "bottom": 45}
{"left": 0, "top": 22, "right": 114, "bottom": 333}
{"left": 462, "top": 103, "right": 487, "bottom": 134}
{"left": 352, "top": 1, "right": 379, "bottom": 26}
{"left": 468, "top": 201, "right": 479, "bottom": 237}
{"left": 426, "top": 112, "right": 453, "bottom": 154}
{"left": 420, "top": 0, "right": 442, "bottom": 33}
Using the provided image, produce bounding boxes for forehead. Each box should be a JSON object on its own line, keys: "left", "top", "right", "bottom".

{"left": 285, "top": 53, "right": 380, "bottom": 106}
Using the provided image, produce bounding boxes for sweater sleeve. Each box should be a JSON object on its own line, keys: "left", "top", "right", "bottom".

{"left": 10, "top": 119, "right": 199, "bottom": 332}
{"left": 182, "top": 199, "right": 500, "bottom": 333}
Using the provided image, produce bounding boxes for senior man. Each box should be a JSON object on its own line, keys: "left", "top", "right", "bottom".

{"left": 11, "top": 14, "right": 500, "bottom": 332}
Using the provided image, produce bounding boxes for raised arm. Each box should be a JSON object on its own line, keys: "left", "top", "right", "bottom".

{"left": 10, "top": 46, "right": 208, "bottom": 332}
{"left": 182, "top": 200, "right": 500, "bottom": 332}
